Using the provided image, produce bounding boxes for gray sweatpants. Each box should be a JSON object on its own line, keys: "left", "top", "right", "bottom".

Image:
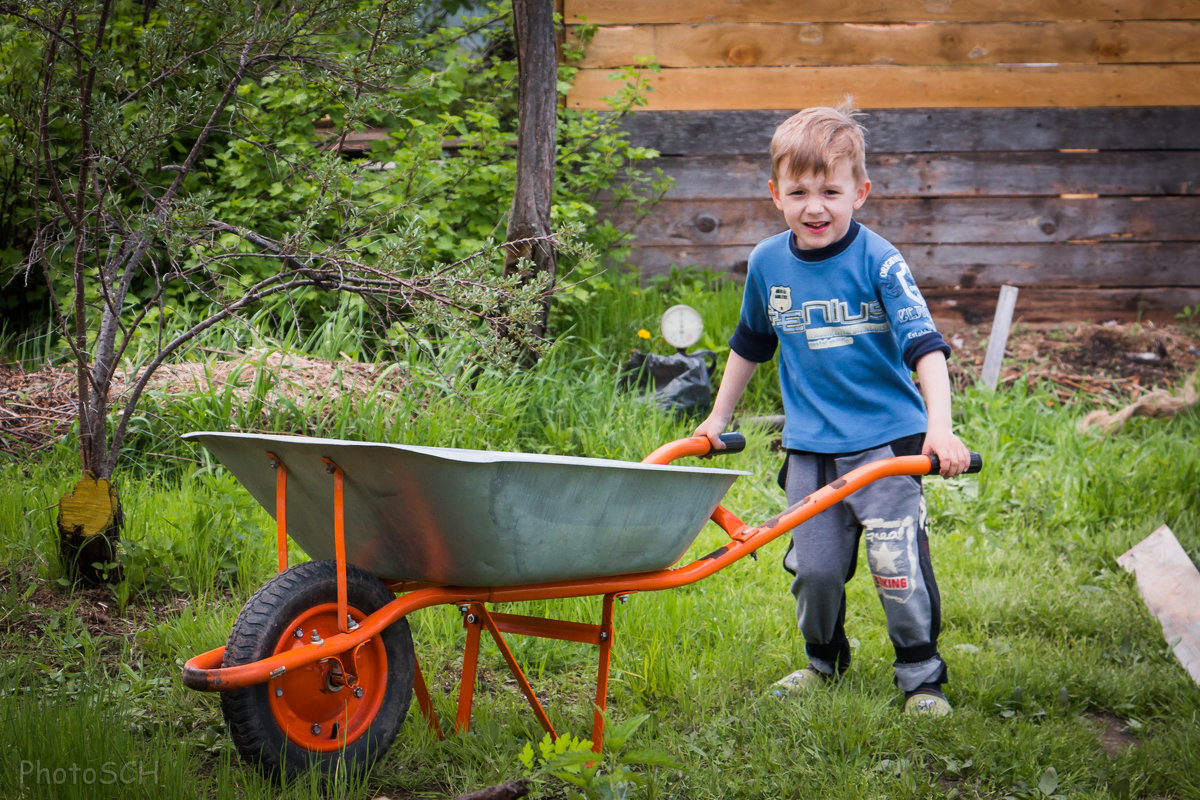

{"left": 782, "top": 438, "right": 946, "bottom": 692}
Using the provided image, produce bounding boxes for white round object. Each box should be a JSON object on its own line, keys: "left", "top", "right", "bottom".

{"left": 660, "top": 304, "right": 704, "bottom": 349}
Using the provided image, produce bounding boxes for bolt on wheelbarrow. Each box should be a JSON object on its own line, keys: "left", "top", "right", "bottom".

{"left": 180, "top": 430, "right": 981, "bottom": 778}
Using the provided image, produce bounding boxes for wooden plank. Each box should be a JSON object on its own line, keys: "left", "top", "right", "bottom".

{"left": 616, "top": 108, "right": 1200, "bottom": 155}
{"left": 564, "top": 0, "right": 1200, "bottom": 25}
{"left": 1118, "top": 525, "right": 1200, "bottom": 687}
{"left": 610, "top": 198, "right": 1200, "bottom": 246}
{"left": 923, "top": 287, "right": 1200, "bottom": 325}
{"left": 869, "top": 153, "right": 1200, "bottom": 197}
{"left": 573, "top": 21, "right": 1200, "bottom": 69}
{"left": 605, "top": 248, "right": 1200, "bottom": 321}
{"left": 902, "top": 243, "right": 1200, "bottom": 288}
{"left": 566, "top": 65, "right": 1200, "bottom": 110}
{"left": 616, "top": 242, "right": 1200, "bottom": 289}
{"left": 640, "top": 154, "right": 1200, "bottom": 199}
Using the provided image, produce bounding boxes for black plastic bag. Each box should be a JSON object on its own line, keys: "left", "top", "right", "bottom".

{"left": 620, "top": 350, "right": 717, "bottom": 417}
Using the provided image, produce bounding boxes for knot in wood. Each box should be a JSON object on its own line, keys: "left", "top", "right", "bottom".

{"left": 726, "top": 43, "right": 759, "bottom": 66}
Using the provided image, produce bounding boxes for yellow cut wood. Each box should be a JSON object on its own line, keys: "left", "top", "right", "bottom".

{"left": 564, "top": 0, "right": 1200, "bottom": 25}
{"left": 566, "top": 64, "right": 1200, "bottom": 110}
{"left": 58, "top": 472, "right": 122, "bottom": 583}
{"left": 57, "top": 473, "right": 120, "bottom": 537}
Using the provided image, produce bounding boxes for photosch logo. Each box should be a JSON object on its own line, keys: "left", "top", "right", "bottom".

{"left": 19, "top": 760, "right": 160, "bottom": 787}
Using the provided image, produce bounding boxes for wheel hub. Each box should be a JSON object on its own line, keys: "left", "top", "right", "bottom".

{"left": 267, "top": 603, "right": 387, "bottom": 752}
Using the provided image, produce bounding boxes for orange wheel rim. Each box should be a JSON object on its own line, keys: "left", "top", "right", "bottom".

{"left": 267, "top": 603, "right": 388, "bottom": 752}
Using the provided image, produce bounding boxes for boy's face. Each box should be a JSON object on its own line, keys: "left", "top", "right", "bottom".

{"left": 768, "top": 159, "right": 870, "bottom": 251}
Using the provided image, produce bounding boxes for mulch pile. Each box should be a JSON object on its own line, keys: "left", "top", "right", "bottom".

{"left": 1, "top": 364, "right": 77, "bottom": 456}
{"left": 0, "top": 350, "right": 409, "bottom": 458}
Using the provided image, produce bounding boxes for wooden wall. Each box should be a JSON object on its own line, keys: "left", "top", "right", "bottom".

{"left": 562, "top": 1, "right": 1200, "bottom": 324}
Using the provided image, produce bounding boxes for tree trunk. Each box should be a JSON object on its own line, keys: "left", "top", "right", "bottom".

{"left": 504, "top": 0, "right": 558, "bottom": 351}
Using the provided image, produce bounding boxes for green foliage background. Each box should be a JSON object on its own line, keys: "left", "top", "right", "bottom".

{"left": 0, "top": 0, "right": 667, "bottom": 349}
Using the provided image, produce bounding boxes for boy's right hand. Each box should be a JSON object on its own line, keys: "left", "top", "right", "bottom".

{"left": 693, "top": 413, "right": 732, "bottom": 450}
{"left": 692, "top": 350, "right": 759, "bottom": 450}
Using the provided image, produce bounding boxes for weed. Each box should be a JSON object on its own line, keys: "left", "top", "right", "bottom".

{"left": 519, "top": 713, "right": 682, "bottom": 800}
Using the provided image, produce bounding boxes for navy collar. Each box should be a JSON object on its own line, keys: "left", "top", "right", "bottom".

{"left": 789, "top": 219, "right": 860, "bottom": 262}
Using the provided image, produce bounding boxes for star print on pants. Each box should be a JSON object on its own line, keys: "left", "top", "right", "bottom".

{"left": 872, "top": 542, "right": 903, "bottom": 574}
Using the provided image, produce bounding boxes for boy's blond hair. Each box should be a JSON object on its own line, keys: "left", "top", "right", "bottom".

{"left": 770, "top": 103, "right": 868, "bottom": 185}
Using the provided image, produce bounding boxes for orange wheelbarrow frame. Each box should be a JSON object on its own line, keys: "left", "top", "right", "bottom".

{"left": 183, "top": 435, "right": 971, "bottom": 753}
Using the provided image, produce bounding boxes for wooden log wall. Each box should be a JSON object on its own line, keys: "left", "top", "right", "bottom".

{"left": 562, "top": 1, "right": 1200, "bottom": 324}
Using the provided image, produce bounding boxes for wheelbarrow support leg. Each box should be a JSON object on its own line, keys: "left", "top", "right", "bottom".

{"left": 476, "top": 604, "right": 557, "bottom": 740}
{"left": 452, "top": 599, "right": 618, "bottom": 746}
{"left": 456, "top": 603, "right": 559, "bottom": 740}
{"left": 457, "top": 605, "right": 484, "bottom": 733}
{"left": 265, "top": 451, "right": 289, "bottom": 573}
{"left": 591, "top": 593, "right": 616, "bottom": 752}
{"left": 412, "top": 656, "right": 444, "bottom": 740}
{"left": 320, "top": 458, "right": 350, "bottom": 634}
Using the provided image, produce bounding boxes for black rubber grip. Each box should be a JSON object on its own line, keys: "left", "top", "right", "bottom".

{"left": 706, "top": 432, "right": 746, "bottom": 456}
{"left": 927, "top": 451, "right": 983, "bottom": 475}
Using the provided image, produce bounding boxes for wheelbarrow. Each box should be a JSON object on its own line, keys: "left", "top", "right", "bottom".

{"left": 181, "top": 431, "right": 981, "bottom": 778}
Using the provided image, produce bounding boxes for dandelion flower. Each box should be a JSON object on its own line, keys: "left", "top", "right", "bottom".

{"left": 637, "top": 329, "right": 651, "bottom": 340}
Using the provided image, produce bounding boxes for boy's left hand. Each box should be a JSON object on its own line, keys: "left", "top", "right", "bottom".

{"left": 923, "top": 428, "right": 971, "bottom": 477}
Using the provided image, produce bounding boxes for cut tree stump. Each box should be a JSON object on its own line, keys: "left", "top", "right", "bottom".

{"left": 57, "top": 472, "right": 122, "bottom": 583}
{"left": 1117, "top": 525, "right": 1200, "bottom": 687}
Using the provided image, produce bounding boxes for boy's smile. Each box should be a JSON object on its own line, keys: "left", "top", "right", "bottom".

{"left": 768, "top": 160, "right": 871, "bottom": 252}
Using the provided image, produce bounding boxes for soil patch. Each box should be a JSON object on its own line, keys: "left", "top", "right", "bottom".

{"left": 1086, "top": 711, "right": 1140, "bottom": 756}
{"left": 945, "top": 321, "right": 1200, "bottom": 403}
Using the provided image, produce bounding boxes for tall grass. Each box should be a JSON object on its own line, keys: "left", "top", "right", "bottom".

{"left": 1, "top": 266, "right": 1198, "bottom": 798}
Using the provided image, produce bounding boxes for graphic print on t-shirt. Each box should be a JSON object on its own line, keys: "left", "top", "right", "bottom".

{"left": 766, "top": 284, "right": 890, "bottom": 351}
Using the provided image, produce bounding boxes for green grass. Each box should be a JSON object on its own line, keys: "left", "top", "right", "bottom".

{"left": 2, "top": 273, "right": 1199, "bottom": 798}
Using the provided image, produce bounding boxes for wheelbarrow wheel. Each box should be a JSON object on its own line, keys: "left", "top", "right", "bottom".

{"left": 220, "top": 560, "right": 414, "bottom": 778}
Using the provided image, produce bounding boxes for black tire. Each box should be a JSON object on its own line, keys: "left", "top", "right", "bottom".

{"left": 220, "top": 560, "right": 414, "bottom": 779}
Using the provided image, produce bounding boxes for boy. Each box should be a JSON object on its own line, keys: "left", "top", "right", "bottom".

{"left": 694, "top": 104, "right": 971, "bottom": 716}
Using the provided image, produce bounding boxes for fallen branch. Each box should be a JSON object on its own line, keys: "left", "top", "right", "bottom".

{"left": 1077, "top": 370, "right": 1199, "bottom": 434}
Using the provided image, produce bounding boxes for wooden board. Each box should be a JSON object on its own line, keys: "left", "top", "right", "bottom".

{"left": 923, "top": 287, "right": 1200, "bottom": 324}
{"left": 634, "top": 154, "right": 1200, "bottom": 199}
{"left": 615, "top": 241, "right": 1200, "bottom": 290}
{"left": 564, "top": 0, "right": 1200, "bottom": 25}
{"left": 1117, "top": 525, "right": 1200, "bottom": 688}
{"left": 607, "top": 197, "right": 1200, "bottom": 246}
{"left": 615, "top": 108, "right": 1200, "bottom": 154}
{"left": 567, "top": 64, "right": 1200, "bottom": 110}
{"left": 573, "top": 21, "right": 1200, "bottom": 69}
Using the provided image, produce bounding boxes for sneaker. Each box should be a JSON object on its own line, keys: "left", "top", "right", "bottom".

{"left": 903, "top": 684, "right": 953, "bottom": 717}
{"left": 771, "top": 666, "right": 831, "bottom": 699}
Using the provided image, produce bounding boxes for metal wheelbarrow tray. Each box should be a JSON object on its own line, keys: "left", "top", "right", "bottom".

{"left": 181, "top": 431, "right": 980, "bottom": 779}
{"left": 183, "top": 431, "right": 747, "bottom": 587}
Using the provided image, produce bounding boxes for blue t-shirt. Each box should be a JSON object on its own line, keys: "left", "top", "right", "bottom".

{"left": 729, "top": 220, "right": 950, "bottom": 453}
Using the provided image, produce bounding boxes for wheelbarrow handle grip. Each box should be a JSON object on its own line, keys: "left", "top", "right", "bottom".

{"left": 642, "top": 433, "right": 747, "bottom": 464}
{"left": 926, "top": 451, "right": 983, "bottom": 476}
{"left": 714, "top": 432, "right": 746, "bottom": 455}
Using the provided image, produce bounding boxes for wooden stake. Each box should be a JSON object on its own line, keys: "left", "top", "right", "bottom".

{"left": 980, "top": 284, "right": 1019, "bottom": 389}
